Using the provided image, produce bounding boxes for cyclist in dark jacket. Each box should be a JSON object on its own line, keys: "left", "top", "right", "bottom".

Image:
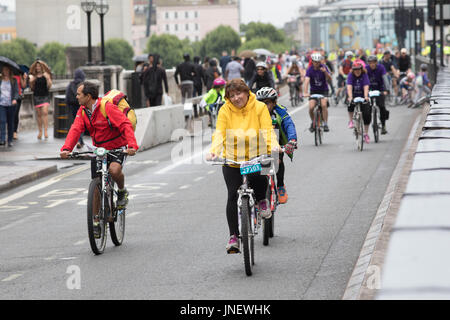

{"left": 248, "top": 62, "right": 275, "bottom": 92}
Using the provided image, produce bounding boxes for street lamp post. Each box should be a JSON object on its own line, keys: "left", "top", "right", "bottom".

{"left": 95, "top": 0, "right": 109, "bottom": 65}
{"left": 81, "top": 1, "right": 96, "bottom": 66}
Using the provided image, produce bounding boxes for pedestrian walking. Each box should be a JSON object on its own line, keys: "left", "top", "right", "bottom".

{"left": 205, "top": 59, "right": 221, "bottom": 91}
{"left": 143, "top": 54, "right": 169, "bottom": 107}
{"left": 219, "top": 51, "right": 231, "bottom": 74}
{"left": 243, "top": 57, "right": 256, "bottom": 86}
{"left": 65, "top": 68, "right": 86, "bottom": 148}
{"left": 29, "top": 60, "right": 52, "bottom": 140}
{"left": 193, "top": 56, "right": 206, "bottom": 97}
{"left": 174, "top": 53, "right": 196, "bottom": 104}
{"left": 0, "top": 65, "right": 19, "bottom": 147}
{"left": 225, "top": 56, "right": 244, "bottom": 81}
{"left": 13, "top": 69, "right": 27, "bottom": 140}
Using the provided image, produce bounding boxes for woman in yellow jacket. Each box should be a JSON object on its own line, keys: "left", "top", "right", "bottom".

{"left": 206, "top": 79, "right": 280, "bottom": 254}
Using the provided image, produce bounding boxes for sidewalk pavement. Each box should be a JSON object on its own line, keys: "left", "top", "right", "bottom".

{"left": 0, "top": 128, "right": 91, "bottom": 193}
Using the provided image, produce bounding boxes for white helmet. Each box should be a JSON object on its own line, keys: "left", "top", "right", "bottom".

{"left": 256, "top": 61, "right": 267, "bottom": 69}
{"left": 345, "top": 51, "right": 354, "bottom": 59}
{"left": 311, "top": 52, "right": 322, "bottom": 62}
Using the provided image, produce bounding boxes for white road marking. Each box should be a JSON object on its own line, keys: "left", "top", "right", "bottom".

{"left": 60, "top": 257, "right": 77, "bottom": 261}
{"left": 0, "top": 214, "right": 42, "bottom": 231}
{"left": 2, "top": 274, "right": 23, "bottom": 282}
{"left": 179, "top": 185, "right": 191, "bottom": 190}
{"left": 127, "top": 211, "right": 142, "bottom": 218}
{"left": 207, "top": 170, "right": 215, "bottom": 175}
{"left": 194, "top": 177, "right": 205, "bottom": 182}
{"left": 0, "top": 164, "right": 90, "bottom": 207}
{"left": 74, "top": 240, "right": 87, "bottom": 246}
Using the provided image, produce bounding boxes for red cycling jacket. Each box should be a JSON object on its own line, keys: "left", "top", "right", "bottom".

{"left": 61, "top": 98, "right": 139, "bottom": 152}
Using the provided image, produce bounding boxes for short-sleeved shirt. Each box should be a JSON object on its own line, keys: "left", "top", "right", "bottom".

{"left": 340, "top": 59, "right": 353, "bottom": 75}
{"left": 225, "top": 61, "right": 244, "bottom": 80}
{"left": 380, "top": 59, "right": 394, "bottom": 74}
{"left": 347, "top": 73, "right": 370, "bottom": 98}
{"left": 0, "top": 80, "right": 12, "bottom": 106}
{"left": 306, "top": 64, "right": 330, "bottom": 92}
{"left": 367, "top": 64, "right": 387, "bottom": 91}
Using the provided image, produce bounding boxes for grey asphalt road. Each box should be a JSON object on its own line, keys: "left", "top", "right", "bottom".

{"left": 0, "top": 94, "right": 421, "bottom": 300}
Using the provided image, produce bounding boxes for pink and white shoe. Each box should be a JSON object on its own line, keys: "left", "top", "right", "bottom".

{"left": 348, "top": 120, "right": 354, "bottom": 129}
{"left": 364, "top": 134, "right": 370, "bottom": 144}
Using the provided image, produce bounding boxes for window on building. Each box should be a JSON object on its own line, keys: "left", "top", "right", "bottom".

{"left": 195, "top": 11, "right": 198, "bottom": 18}
{"left": 175, "top": 24, "right": 178, "bottom": 31}
{"left": 174, "top": 12, "right": 178, "bottom": 19}
{"left": 165, "top": 12, "right": 169, "bottom": 19}
{"left": 195, "top": 23, "right": 199, "bottom": 31}
{"left": 195, "top": 36, "right": 199, "bottom": 42}
{"left": 186, "top": 24, "right": 189, "bottom": 31}
{"left": 166, "top": 24, "right": 169, "bottom": 32}
{"left": 185, "top": 11, "right": 189, "bottom": 18}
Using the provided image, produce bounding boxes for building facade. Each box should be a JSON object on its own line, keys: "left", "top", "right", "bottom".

{"left": 310, "top": 0, "right": 427, "bottom": 51}
{"left": 0, "top": 6, "right": 16, "bottom": 43}
{"left": 15, "top": 0, "right": 133, "bottom": 48}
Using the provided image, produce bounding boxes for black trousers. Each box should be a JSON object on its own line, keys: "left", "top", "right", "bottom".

{"left": 13, "top": 98, "right": 22, "bottom": 133}
{"left": 148, "top": 94, "right": 163, "bottom": 107}
{"left": 276, "top": 153, "right": 285, "bottom": 188}
{"left": 193, "top": 84, "right": 203, "bottom": 97}
{"left": 222, "top": 165, "right": 268, "bottom": 236}
{"left": 348, "top": 101, "right": 372, "bottom": 125}
{"left": 372, "top": 95, "right": 389, "bottom": 126}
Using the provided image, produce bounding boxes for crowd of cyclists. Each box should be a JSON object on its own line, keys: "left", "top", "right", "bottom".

{"left": 60, "top": 45, "right": 433, "bottom": 256}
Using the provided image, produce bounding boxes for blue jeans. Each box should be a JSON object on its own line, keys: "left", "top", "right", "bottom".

{"left": 0, "top": 105, "right": 16, "bottom": 143}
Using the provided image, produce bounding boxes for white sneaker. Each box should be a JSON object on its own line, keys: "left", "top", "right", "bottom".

{"left": 257, "top": 199, "right": 272, "bottom": 219}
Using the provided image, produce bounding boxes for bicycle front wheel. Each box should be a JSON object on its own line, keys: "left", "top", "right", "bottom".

{"left": 109, "top": 182, "right": 126, "bottom": 246}
{"left": 358, "top": 115, "right": 364, "bottom": 151}
{"left": 87, "top": 178, "right": 107, "bottom": 255}
{"left": 240, "top": 196, "right": 253, "bottom": 276}
{"left": 373, "top": 108, "right": 379, "bottom": 143}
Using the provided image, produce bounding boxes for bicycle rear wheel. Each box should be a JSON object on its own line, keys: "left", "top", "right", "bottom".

{"left": 263, "top": 180, "right": 275, "bottom": 246}
{"left": 358, "top": 115, "right": 364, "bottom": 151}
{"left": 109, "top": 182, "right": 126, "bottom": 246}
{"left": 87, "top": 178, "right": 107, "bottom": 255}
{"left": 240, "top": 196, "right": 253, "bottom": 276}
{"left": 314, "top": 108, "right": 322, "bottom": 146}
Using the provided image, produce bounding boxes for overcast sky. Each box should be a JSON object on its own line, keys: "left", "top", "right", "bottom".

{"left": 241, "top": 0, "right": 319, "bottom": 28}
{"left": 0, "top": 0, "right": 14, "bottom": 10}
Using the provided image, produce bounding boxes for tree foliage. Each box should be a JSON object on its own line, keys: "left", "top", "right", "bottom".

{"left": 146, "top": 34, "right": 193, "bottom": 69}
{"left": 37, "top": 42, "right": 67, "bottom": 76}
{"left": 200, "top": 25, "right": 241, "bottom": 58}
{"left": 105, "top": 38, "right": 134, "bottom": 70}
{"left": 244, "top": 22, "right": 285, "bottom": 44}
{"left": 0, "top": 38, "right": 37, "bottom": 67}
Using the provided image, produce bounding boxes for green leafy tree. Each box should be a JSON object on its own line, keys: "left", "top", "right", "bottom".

{"left": 38, "top": 42, "right": 67, "bottom": 76}
{"left": 0, "top": 38, "right": 37, "bottom": 67}
{"left": 244, "top": 22, "right": 286, "bottom": 44}
{"left": 200, "top": 25, "right": 241, "bottom": 59}
{"left": 146, "top": 34, "right": 193, "bottom": 69}
{"left": 238, "top": 37, "right": 289, "bottom": 55}
{"left": 104, "top": 38, "right": 134, "bottom": 70}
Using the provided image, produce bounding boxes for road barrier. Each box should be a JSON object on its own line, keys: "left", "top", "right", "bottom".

{"left": 377, "top": 67, "right": 450, "bottom": 299}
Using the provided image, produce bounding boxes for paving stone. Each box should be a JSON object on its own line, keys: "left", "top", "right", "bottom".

{"left": 405, "top": 170, "right": 450, "bottom": 194}
{"left": 380, "top": 230, "right": 450, "bottom": 291}
{"left": 411, "top": 152, "right": 450, "bottom": 170}
{"left": 395, "top": 195, "right": 450, "bottom": 229}
{"left": 417, "top": 139, "right": 450, "bottom": 152}
{"left": 423, "top": 121, "right": 450, "bottom": 129}
{"left": 420, "top": 130, "right": 450, "bottom": 139}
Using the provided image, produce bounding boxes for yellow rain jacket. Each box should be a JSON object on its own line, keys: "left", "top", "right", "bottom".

{"left": 210, "top": 91, "right": 279, "bottom": 165}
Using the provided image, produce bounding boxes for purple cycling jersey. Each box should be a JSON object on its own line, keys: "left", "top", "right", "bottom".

{"left": 306, "top": 64, "right": 330, "bottom": 92}
{"left": 347, "top": 72, "right": 370, "bottom": 98}
{"left": 367, "top": 64, "right": 387, "bottom": 91}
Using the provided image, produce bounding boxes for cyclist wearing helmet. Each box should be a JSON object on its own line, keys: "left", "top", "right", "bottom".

{"left": 199, "top": 77, "right": 226, "bottom": 115}
{"left": 248, "top": 61, "right": 276, "bottom": 92}
{"left": 304, "top": 52, "right": 332, "bottom": 132}
{"left": 399, "top": 72, "right": 416, "bottom": 106}
{"left": 380, "top": 50, "right": 400, "bottom": 99}
{"left": 256, "top": 87, "right": 298, "bottom": 204}
{"left": 414, "top": 64, "right": 432, "bottom": 106}
{"left": 367, "top": 55, "right": 390, "bottom": 135}
{"left": 347, "top": 61, "right": 371, "bottom": 144}
{"left": 336, "top": 51, "right": 354, "bottom": 104}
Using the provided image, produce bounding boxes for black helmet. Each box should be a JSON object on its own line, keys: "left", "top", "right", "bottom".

{"left": 420, "top": 63, "right": 428, "bottom": 71}
{"left": 368, "top": 55, "right": 378, "bottom": 63}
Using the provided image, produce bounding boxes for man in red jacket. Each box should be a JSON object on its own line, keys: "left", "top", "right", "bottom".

{"left": 60, "top": 81, "right": 138, "bottom": 208}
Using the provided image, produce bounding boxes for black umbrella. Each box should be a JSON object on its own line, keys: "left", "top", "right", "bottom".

{"left": 0, "top": 56, "right": 23, "bottom": 75}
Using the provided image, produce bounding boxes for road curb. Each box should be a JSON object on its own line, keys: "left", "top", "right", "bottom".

{"left": 0, "top": 165, "right": 58, "bottom": 194}
{"left": 342, "top": 104, "right": 429, "bottom": 300}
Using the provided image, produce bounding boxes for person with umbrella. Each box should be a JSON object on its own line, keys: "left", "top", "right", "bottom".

{"left": 0, "top": 64, "right": 19, "bottom": 147}
{"left": 29, "top": 60, "right": 52, "bottom": 140}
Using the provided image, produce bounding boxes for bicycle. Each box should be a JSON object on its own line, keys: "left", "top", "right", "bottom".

{"left": 412, "top": 92, "right": 431, "bottom": 108}
{"left": 369, "top": 90, "right": 381, "bottom": 143}
{"left": 310, "top": 94, "right": 325, "bottom": 146}
{"left": 208, "top": 99, "right": 224, "bottom": 130}
{"left": 351, "top": 97, "right": 366, "bottom": 151}
{"left": 263, "top": 157, "right": 281, "bottom": 246}
{"left": 210, "top": 155, "right": 275, "bottom": 276}
{"left": 70, "top": 148, "right": 127, "bottom": 255}
{"left": 287, "top": 75, "right": 301, "bottom": 107}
